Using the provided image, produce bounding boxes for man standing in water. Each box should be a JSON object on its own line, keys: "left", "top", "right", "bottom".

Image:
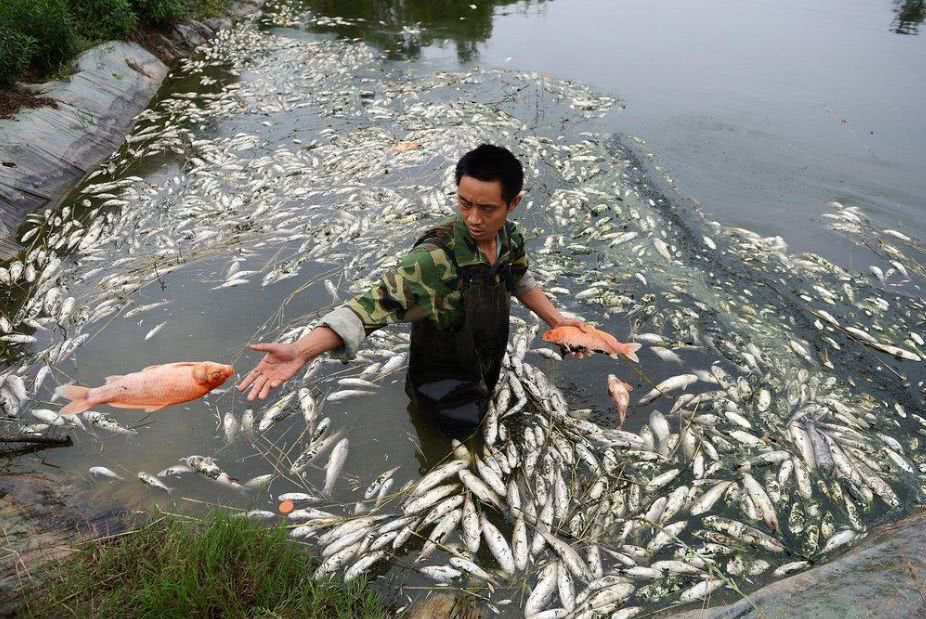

{"left": 238, "top": 144, "right": 587, "bottom": 430}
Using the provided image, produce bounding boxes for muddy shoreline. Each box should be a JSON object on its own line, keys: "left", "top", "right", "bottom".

{"left": 0, "top": 469, "right": 125, "bottom": 616}
{"left": 0, "top": 0, "right": 266, "bottom": 260}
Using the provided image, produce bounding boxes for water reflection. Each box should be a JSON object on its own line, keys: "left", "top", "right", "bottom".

{"left": 893, "top": 0, "right": 924, "bottom": 34}
{"left": 296, "top": 0, "right": 551, "bottom": 61}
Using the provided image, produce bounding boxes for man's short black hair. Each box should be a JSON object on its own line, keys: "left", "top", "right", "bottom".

{"left": 455, "top": 144, "right": 524, "bottom": 204}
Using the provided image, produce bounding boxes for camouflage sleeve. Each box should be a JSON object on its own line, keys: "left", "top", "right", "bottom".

{"left": 347, "top": 244, "right": 459, "bottom": 335}
{"left": 509, "top": 224, "right": 539, "bottom": 296}
{"left": 319, "top": 306, "right": 366, "bottom": 361}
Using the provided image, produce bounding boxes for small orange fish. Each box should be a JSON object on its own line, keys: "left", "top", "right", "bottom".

{"left": 55, "top": 361, "right": 233, "bottom": 416}
{"left": 607, "top": 374, "right": 633, "bottom": 427}
{"left": 387, "top": 141, "right": 420, "bottom": 154}
{"left": 542, "top": 326, "right": 642, "bottom": 362}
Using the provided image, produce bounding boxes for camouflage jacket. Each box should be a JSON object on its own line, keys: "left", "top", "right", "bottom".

{"left": 320, "top": 217, "right": 538, "bottom": 360}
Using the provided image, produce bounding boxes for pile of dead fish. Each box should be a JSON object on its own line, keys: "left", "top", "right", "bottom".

{"left": 0, "top": 2, "right": 924, "bottom": 616}
{"left": 210, "top": 312, "right": 913, "bottom": 617}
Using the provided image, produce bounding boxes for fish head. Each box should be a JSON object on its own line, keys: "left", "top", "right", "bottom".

{"left": 194, "top": 362, "right": 234, "bottom": 388}
{"left": 541, "top": 329, "right": 558, "bottom": 343}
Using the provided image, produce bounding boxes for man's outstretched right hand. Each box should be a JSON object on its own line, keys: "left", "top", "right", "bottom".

{"left": 237, "top": 342, "right": 306, "bottom": 401}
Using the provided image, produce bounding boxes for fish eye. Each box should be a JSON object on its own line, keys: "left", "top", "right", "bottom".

{"left": 211, "top": 371, "right": 221, "bottom": 380}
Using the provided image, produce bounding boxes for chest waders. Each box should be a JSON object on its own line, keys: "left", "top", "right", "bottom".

{"left": 404, "top": 229, "right": 512, "bottom": 432}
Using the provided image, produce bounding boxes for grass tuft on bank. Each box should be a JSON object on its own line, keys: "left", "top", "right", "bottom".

{"left": 24, "top": 510, "right": 387, "bottom": 618}
{"left": 0, "top": 0, "right": 231, "bottom": 90}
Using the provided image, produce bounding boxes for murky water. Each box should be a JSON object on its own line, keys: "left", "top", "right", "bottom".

{"left": 3, "top": 0, "right": 926, "bottom": 615}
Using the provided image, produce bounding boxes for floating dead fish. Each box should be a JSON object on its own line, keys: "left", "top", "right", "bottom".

{"left": 89, "top": 466, "right": 123, "bottom": 480}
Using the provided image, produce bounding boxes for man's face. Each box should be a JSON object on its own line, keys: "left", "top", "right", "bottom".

{"left": 457, "top": 175, "right": 521, "bottom": 243}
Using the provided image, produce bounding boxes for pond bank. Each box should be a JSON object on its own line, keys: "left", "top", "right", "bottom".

{"left": 21, "top": 509, "right": 388, "bottom": 618}
{"left": 0, "top": 0, "right": 265, "bottom": 259}
{"left": 0, "top": 470, "right": 123, "bottom": 615}
{"left": 666, "top": 508, "right": 926, "bottom": 618}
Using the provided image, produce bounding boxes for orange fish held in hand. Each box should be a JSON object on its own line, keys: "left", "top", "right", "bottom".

{"left": 607, "top": 374, "right": 633, "bottom": 427}
{"left": 55, "top": 361, "right": 233, "bottom": 416}
{"left": 543, "top": 326, "right": 642, "bottom": 362}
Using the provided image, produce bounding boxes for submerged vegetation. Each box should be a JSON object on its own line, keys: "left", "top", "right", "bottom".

{"left": 0, "top": 0, "right": 230, "bottom": 89}
{"left": 24, "top": 511, "right": 387, "bottom": 618}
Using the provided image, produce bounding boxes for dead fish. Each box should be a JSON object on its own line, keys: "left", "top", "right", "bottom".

{"left": 144, "top": 321, "right": 167, "bottom": 341}
{"left": 543, "top": 326, "right": 641, "bottom": 361}
{"left": 245, "top": 473, "right": 274, "bottom": 490}
{"left": 138, "top": 471, "right": 173, "bottom": 494}
{"left": 638, "top": 374, "right": 698, "bottom": 405}
{"left": 56, "top": 361, "right": 233, "bottom": 415}
{"left": 323, "top": 438, "right": 349, "bottom": 495}
{"left": 607, "top": 374, "right": 632, "bottom": 427}
{"left": 327, "top": 389, "right": 375, "bottom": 402}
{"left": 157, "top": 464, "right": 193, "bottom": 477}
{"left": 223, "top": 412, "right": 238, "bottom": 443}
{"left": 89, "top": 466, "right": 123, "bottom": 480}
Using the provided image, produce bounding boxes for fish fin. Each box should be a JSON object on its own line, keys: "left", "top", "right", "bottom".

{"left": 621, "top": 343, "right": 642, "bottom": 363}
{"left": 55, "top": 384, "right": 93, "bottom": 415}
{"left": 105, "top": 375, "right": 125, "bottom": 383}
{"left": 112, "top": 402, "right": 169, "bottom": 412}
{"left": 141, "top": 362, "right": 196, "bottom": 372}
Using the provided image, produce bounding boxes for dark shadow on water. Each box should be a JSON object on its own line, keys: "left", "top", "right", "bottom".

{"left": 893, "top": 0, "right": 924, "bottom": 34}
{"left": 406, "top": 398, "right": 485, "bottom": 474}
{"left": 292, "top": 0, "right": 552, "bottom": 61}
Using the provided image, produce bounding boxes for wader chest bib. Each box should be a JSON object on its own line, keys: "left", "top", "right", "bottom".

{"left": 405, "top": 229, "right": 512, "bottom": 431}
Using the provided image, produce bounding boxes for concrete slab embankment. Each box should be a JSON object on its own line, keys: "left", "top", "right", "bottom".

{"left": 0, "top": 0, "right": 264, "bottom": 260}
{"left": 0, "top": 43, "right": 168, "bottom": 258}
{"left": 667, "top": 509, "right": 926, "bottom": 619}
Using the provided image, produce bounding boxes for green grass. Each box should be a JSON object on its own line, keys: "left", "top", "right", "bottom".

{"left": 24, "top": 511, "right": 388, "bottom": 618}
{"left": 191, "top": 0, "right": 232, "bottom": 20}
{"left": 0, "top": 27, "right": 36, "bottom": 88}
{"left": 0, "top": 0, "right": 233, "bottom": 89}
{"left": 0, "top": 0, "right": 76, "bottom": 76}
{"left": 72, "top": 0, "right": 138, "bottom": 42}
{"left": 130, "top": 0, "right": 190, "bottom": 25}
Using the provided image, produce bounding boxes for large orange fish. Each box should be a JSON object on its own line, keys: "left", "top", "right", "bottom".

{"left": 542, "top": 326, "right": 642, "bottom": 362}
{"left": 55, "top": 361, "right": 233, "bottom": 416}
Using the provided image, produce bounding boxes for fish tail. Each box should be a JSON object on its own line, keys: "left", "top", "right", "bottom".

{"left": 56, "top": 384, "right": 93, "bottom": 416}
{"left": 621, "top": 343, "right": 642, "bottom": 363}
